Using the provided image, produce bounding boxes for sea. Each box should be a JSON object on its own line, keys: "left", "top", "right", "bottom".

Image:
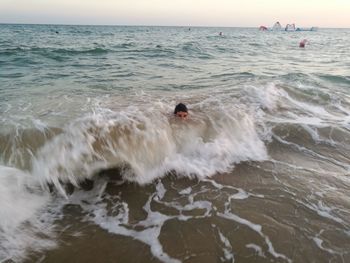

{"left": 0, "top": 24, "right": 350, "bottom": 263}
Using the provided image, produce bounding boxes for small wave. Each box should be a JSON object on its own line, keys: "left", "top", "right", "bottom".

{"left": 0, "top": 46, "right": 110, "bottom": 58}
{"left": 156, "top": 62, "right": 187, "bottom": 69}
{"left": 113, "top": 42, "right": 136, "bottom": 49}
{"left": 213, "top": 45, "right": 229, "bottom": 53}
{"left": 67, "top": 29, "right": 93, "bottom": 35}
{"left": 212, "top": 72, "right": 255, "bottom": 79}
{"left": 280, "top": 72, "right": 311, "bottom": 82}
{"left": 53, "top": 47, "right": 109, "bottom": 55}
{"left": 271, "top": 128, "right": 350, "bottom": 172}
{"left": 0, "top": 47, "right": 29, "bottom": 56}
{"left": 317, "top": 74, "right": 350, "bottom": 85}
{"left": 245, "top": 82, "right": 340, "bottom": 119}
{"left": 242, "top": 83, "right": 286, "bottom": 111}
{"left": 248, "top": 42, "right": 263, "bottom": 47}
{"left": 181, "top": 42, "right": 214, "bottom": 59}
{"left": 0, "top": 127, "right": 62, "bottom": 170}
{"left": 124, "top": 46, "right": 177, "bottom": 59}
{"left": 0, "top": 72, "right": 25, "bottom": 78}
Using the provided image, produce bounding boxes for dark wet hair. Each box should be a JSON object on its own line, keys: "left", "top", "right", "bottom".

{"left": 174, "top": 103, "right": 188, "bottom": 114}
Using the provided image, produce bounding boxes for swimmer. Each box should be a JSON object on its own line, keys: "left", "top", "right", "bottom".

{"left": 299, "top": 39, "right": 307, "bottom": 48}
{"left": 174, "top": 103, "right": 188, "bottom": 119}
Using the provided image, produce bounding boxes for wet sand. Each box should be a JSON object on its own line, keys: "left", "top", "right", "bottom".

{"left": 28, "top": 159, "right": 350, "bottom": 263}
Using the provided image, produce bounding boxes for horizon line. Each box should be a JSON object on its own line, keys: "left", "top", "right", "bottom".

{"left": 1, "top": 21, "right": 349, "bottom": 29}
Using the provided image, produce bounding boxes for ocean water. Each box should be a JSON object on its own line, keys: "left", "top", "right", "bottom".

{"left": 0, "top": 24, "right": 350, "bottom": 262}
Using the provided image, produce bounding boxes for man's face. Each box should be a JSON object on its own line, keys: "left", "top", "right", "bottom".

{"left": 176, "top": 111, "right": 188, "bottom": 119}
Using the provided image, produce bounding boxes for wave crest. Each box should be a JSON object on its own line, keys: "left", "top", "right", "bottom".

{"left": 30, "top": 105, "right": 267, "bottom": 195}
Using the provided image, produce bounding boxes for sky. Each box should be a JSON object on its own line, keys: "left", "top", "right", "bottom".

{"left": 0, "top": 0, "right": 349, "bottom": 28}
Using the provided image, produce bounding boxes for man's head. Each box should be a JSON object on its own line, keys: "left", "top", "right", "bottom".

{"left": 174, "top": 103, "right": 188, "bottom": 119}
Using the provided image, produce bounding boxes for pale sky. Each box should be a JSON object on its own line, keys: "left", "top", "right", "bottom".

{"left": 0, "top": 0, "right": 349, "bottom": 28}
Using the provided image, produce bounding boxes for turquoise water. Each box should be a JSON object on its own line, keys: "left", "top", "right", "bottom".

{"left": 1, "top": 25, "right": 349, "bottom": 129}
{"left": 1, "top": 24, "right": 350, "bottom": 262}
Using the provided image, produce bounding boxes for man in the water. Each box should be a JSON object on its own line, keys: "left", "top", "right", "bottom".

{"left": 174, "top": 103, "right": 188, "bottom": 119}
{"left": 299, "top": 39, "right": 307, "bottom": 48}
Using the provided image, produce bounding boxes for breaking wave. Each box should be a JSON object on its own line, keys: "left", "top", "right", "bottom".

{"left": 7, "top": 103, "right": 267, "bottom": 195}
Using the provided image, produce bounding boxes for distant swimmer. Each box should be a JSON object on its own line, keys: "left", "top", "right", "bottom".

{"left": 219, "top": 32, "right": 223, "bottom": 36}
{"left": 174, "top": 103, "right": 188, "bottom": 119}
{"left": 299, "top": 39, "right": 307, "bottom": 48}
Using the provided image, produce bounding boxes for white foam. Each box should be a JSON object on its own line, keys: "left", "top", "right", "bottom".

{"left": 229, "top": 189, "right": 250, "bottom": 200}
{"left": 0, "top": 166, "right": 57, "bottom": 262}
{"left": 246, "top": 243, "right": 265, "bottom": 257}
{"left": 246, "top": 83, "right": 347, "bottom": 130}
{"left": 284, "top": 91, "right": 333, "bottom": 118}
{"left": 299, "top": 200, "right": 344, "bottom": 224}
{"left": 218, "top": 229, "right": 234, "bottom": 262}
{"left": 218, "top": 212, "right": 262, "bottom": 232}
{"left": 313, "top": 237, "right": 336, "bottom": 255}
{"left": 155, "top": 181, "right": 166, "bottom": 200}
{"left": 32, "top": 119, "right": 48, "bottom": 133}
{"left": 68, "top": 181, "right": 181, "bottom": 263}
{"left": 312, "top": 231, "right": 342, "bottom": 256}
{"left": 218, "top": 210, "right": 291, "bottom": 263}
{"left": 300, "top": 124, "right": 336, "bottom": 146}
{"left": 179, "top": 187, "right": 192, "bottom": 195}
{"left": 202, "top": 178, "right": 264, "bottom": 199}
{"left": 244, "top": 83, "right": 285, "bottom": 111}
{"left": 30, "top": 105, "right": 267, "bottom": 194}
